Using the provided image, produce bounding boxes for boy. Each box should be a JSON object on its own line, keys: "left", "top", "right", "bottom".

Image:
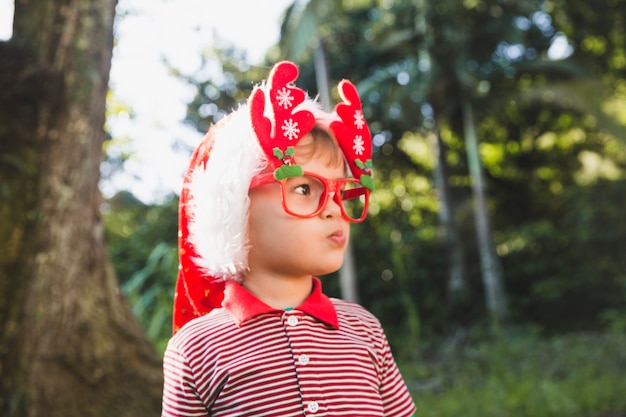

{"left": 162, "top": 61, "right": 416, "bottom": 416}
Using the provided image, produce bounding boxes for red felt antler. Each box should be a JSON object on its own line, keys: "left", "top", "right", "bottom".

{"left": 330, "top": 80, "right": 374, "bottom": 190}
{"left": 249, "top": 61, "right": 316, "bottom": 180}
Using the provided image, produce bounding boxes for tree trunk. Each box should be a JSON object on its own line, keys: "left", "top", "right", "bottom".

{"left": 429, "top": 128, "right": 467, "bottom": 299}
{"left": 0, "top": 2, "right": 163, "bottom": 416}
{"left": 461, "top": 98, "right": 508, "bottom": 325}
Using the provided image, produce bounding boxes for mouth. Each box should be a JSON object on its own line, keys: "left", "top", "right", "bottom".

{"left": 328, "top": 229, "right": 347, "bottom": 246}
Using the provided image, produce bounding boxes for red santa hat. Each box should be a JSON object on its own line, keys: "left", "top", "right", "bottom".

{"left": 173, "top": 61, "right": 373, "bottom": 333}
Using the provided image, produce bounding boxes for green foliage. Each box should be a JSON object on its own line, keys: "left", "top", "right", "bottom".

{"left": 405, "top": 330, "right": 626, "bottom": 417}
{"left": 476, "top": 99, "right": 626, "bottom": 331}
{"left": 122, "top": 242, "right": 178, "bottom": 353}
{"left": 102, "top": 191, "right": 179, "bottom": 353}
{"left": 179, "top": 44, "right": 269, "bottom": 135}
{"left": 272, "top": 0, "right": 626, "bottom": 338}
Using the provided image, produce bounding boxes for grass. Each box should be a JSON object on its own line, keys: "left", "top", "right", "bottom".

{"left": 400, "top": 329, "right": 626, "bottom": 417}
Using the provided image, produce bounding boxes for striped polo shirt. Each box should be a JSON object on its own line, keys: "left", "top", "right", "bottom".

{"left": 162, "top": 278, "right": 416, "bottom": 416}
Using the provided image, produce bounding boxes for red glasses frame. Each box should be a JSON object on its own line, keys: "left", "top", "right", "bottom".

{"left": 249, "top": 171, "right": 370, "bottom": 223}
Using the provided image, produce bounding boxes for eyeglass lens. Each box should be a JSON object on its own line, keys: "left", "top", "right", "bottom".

{"left": 282, "top": 175, "right": 367, "bottom": 220}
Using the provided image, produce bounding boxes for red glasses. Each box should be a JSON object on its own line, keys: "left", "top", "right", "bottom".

{"left": 249, "top": 172, "right": 370, "bottom": 223}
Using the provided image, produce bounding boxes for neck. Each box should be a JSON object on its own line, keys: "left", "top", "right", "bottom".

{"left": 242, "top": 272, "right": 314, "bottom": 310}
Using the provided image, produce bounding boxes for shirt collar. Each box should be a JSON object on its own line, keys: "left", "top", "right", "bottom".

{"left": 222, "top": 277, "right": 339, "bottom": 329}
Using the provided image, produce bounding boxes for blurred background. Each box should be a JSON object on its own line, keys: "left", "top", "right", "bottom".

{"left": 4, "top": 0, "right": 625, "bottom": 415}
{"left": 105, "top": 1, "right": 626, "bottom": 415}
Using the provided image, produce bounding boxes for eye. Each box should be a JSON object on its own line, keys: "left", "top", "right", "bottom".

{"left": 286, "top": 175, "right": 326, "bottom": 198}
{"left": 293, "top": 183, "right": 311, "bottom": 196}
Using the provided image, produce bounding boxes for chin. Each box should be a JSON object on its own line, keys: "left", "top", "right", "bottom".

{"left": 315, "top": 261, "right": 344, "bottom": 276}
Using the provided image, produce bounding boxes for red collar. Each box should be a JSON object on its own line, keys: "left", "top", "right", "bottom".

{"left": 222, "top": 277, "right": 339, "bottom": 329}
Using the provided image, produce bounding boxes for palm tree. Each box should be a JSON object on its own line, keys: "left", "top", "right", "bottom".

{"left": 353, "top": 0, "right": 541, "bottom": 325}
{"left": 276, "top": 0, "right": 626, "bottom": 329}
{"left": 357, "top": 0, "right": 626, "bottom": 327}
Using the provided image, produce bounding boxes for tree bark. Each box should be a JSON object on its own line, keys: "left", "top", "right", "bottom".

{"left": 461, "top": 98, "right": 508, "bottom": 325}
{"left": 0, "top": 2, "right": 163, "bottom": 416}
{"left": 429, "top": 128, "right": 467, "bottom": 299}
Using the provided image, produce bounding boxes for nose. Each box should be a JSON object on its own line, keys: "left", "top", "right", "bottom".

{"left": 322, "top": 191, "right": 343, "bottom": 218}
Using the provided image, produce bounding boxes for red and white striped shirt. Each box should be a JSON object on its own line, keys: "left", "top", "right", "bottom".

{"left": 162, "top": 278, "right": 416, "bottom": 416}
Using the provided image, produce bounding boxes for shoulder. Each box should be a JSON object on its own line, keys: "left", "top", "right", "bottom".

{"left": 330, "top": 298, "right": 383, "bottom": 330}
{"left": 328, "top": 298, "right": 393, "bottom": 361}
{"left": 167, "top": 308, "right": 235, "bottom": 354}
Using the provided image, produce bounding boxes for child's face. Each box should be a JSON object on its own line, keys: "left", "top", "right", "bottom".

{"left": 246, "top": 152, "right": 350, "bottom": 280}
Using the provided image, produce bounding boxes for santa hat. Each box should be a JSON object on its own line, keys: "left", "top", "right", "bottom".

{"left": 173, "top": 61, "right": 373, "bottom": 332}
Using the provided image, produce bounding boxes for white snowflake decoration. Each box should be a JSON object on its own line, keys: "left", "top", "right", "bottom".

{"left": 276, "top": 87, "right": 294, "bottom": 109}
{"left": 353, "top": 110, "right": 365, "bottom": 130}
{"left": 282, "top": 118, "right": 300, "bottom": 140}
{"left": 353, "top": 135, "right": 365, "bottom": 155}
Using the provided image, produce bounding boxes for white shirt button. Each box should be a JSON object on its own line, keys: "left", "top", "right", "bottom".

{"left": 298, "top": 354, "right": 310, "bottom": 365}
{"left": 287, "top": 316, "right": 299, "bottom": 326}
{"left": 307, "top": 401, "right": 319, "bottom": 413}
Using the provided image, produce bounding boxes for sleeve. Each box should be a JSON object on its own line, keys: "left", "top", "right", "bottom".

{"left": 377, "top": 327, "right": 417, "bottom": 417}
{"left": 161, "top": 341, "right": 209, "bottom": 417}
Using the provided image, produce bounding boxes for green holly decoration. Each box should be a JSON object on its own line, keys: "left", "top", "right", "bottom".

{"left": 355, "top": 158, "right": 373, "bottom": 171}
{"left": 275, "top": 164, "right": 303, "bottom": 180}
{"left": 273, "top": 146, "right": 302, "bottom": 180}
{"left": 354, "top": 159, "right": 374, "bottom": 190}
{"left": 273, "top": 148, "right": 284, "bottom": 160}
{"left": 360, "top": 174, "right": 374, "bottom": 191}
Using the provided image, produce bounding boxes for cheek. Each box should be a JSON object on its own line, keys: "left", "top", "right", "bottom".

{"left": 248, "top": 197, "right": 311, "bottom": 257}
{"left": 247, "top": 192, "right": 288, "bottom": 246}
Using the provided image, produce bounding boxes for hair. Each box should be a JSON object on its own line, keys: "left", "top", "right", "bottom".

{"left": 295, "top": 125, "right": 346, "bottom": 171}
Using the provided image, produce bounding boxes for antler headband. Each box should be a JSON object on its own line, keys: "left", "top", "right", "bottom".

{"left": 249, "top": 61, "right": 374, "bottom": 189}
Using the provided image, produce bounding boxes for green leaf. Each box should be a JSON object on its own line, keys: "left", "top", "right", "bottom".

{"left": 273, "top": 147, "right": 284, "bottom": 160}
{"left": 360, "top": 174, "right": 375, "bottom": 191}
{"left": 274, "top": 164, "right": 303, "bottom": 180}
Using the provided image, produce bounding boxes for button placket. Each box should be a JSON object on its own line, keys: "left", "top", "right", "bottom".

{"left": 288, "top": 314, "right": 310, "bottom": 367}
{"left": 283, "top": 312, "right": 322, "bottom": 415}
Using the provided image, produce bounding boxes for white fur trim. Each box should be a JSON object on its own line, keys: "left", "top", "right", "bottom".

{"left": 186, "top": 104, "right": 266, "bottom": 281}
